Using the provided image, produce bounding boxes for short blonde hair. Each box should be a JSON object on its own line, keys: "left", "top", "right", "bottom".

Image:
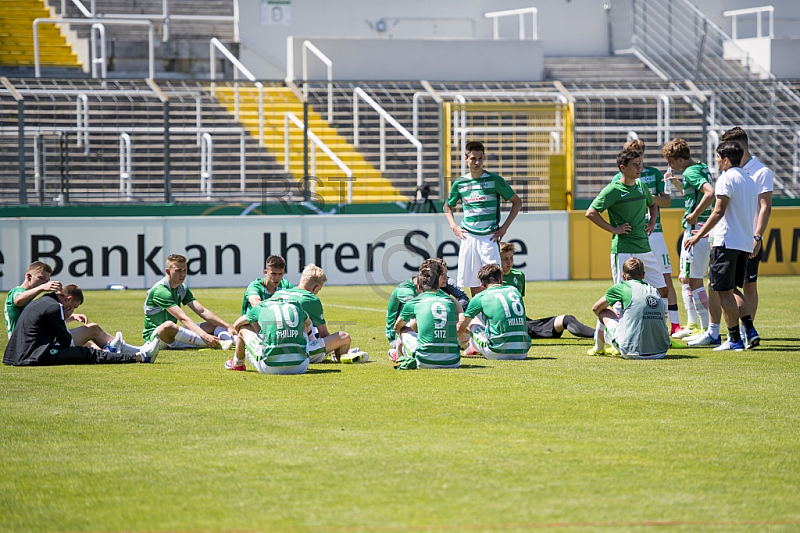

{"left": 166, "top": 253, "right": 187, "bottom": 269}
{"left": 623, "top": 139, "right": 646, "bottom": 154}
{"left": 499, "top": 242, "right": 516, "bottom": 254}
{"left": 300, "top": 264, "right": 327, "bottom": 286}
{"left": 27, "top": 261, "right": 53, "bottom": 275}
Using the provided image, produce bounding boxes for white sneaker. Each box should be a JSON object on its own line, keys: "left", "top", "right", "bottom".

{"left": 139, "top": 338, "right": 160, "bottom": 363}
{"left": 342, "top": 347, "right": 369, "bottom": 364}
{"left": 219, "top": 339, "right": 233, "bottom": 351}
{"left": 672, "top": 324, "right": 701, "bottom": 339}
{"left": 107, "top": 331, "right": 124, "bottom": 353}
{"left": 712, "top": 339, "right": 745, "bottom": 352}
{"left": 683, "top": 330, "right": 707, "bottom": 343}
{"left": 687, "top": 332, "right": 721, "bottom": 347}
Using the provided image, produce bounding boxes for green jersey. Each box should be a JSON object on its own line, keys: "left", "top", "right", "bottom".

{"left": 241, "top": 278, "right": 294, "bottom": 314}
{"left": 4, "top": 286, "right": 27, "bottom": 337}
{"left": 399, "top": 290, "right": 460, "bottom": 366}
{"left": 245, "top": 296, "right": 308, "bottom": 367}
{"left": 446, "top": 171, "right": 516, "bottom": 235}
{"left": 385, "top": 277, "right": 418, "bottom": 342}
{"left": 142, "top": 277, "right": 196, "bottom": 340}
{"left": 276, "top": 287, "right": 325, "bottom": 327}
{"left": 589, "top": 178, "right": 654, "bottom": 254}
{"left": 613, "top": 166, "right": 665, "bottom": 232}
{"left": 682, "top": 162, "right": 714, "bottom": 230}
{"left": 464, "top": 285, "right": 530, "bottom": 357}
{"left": 502, "top": 269, "right": 526, "bottom": 297}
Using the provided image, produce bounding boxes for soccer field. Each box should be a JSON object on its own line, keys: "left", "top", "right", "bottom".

{"left": 1, "top": 277, "right": 799, "bottom": 533}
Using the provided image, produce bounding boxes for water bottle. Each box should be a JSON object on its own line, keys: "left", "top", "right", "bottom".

{"left": 664, "top": 166, "right": 673, "bottom": 194}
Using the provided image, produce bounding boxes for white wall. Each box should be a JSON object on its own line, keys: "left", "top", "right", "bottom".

{"left": 238, "top": 0, "right": 611, "bottom": 80}
{"left": 0, "top": 213, "right": 569, "bottom": 290}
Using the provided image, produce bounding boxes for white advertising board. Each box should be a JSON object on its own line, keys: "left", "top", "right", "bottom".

{"left": 0, "top": 212, "right": 569, "bottom": 290}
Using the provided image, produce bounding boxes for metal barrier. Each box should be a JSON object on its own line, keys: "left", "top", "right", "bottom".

{"left": 210, "top": 38, "right": 264, "bottom": 145}
{"left": 484, "top": 7, "right": 538, "bottom": 40}
{"left": 119, "top": 132, "right": 132, "bottom": 199}
{"left": 353, "top": 87, "right": 423, "bottom": 189}
{"left": 76, "top": 94, "right": 89, "bottom": 154}
{"left": 34, "top": 18, "right": 155, "bottom": 79}
{"left": 723, "top": 5, "right": 774, "bottom": 39}
{"left": 200, "top": 132, "right": 213, "bottom": 200}
{"left": 302, "top": 41, "right": 333, "bottom": 123}
{"left": 90, "top": 23, "right": 107, "bottom": 78}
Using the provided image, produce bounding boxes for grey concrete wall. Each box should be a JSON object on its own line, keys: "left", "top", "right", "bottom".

{"left": 286, "top": 37, "right": 543, "bottom": 81}
{"left": 770, "top": 37, "right": 800, "bottom": 78}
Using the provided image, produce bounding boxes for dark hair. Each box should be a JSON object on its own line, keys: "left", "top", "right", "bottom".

{"left": 716, "top": 141, "right": 744, "bottom": 167}
{"left": 420, "top": 258, "right": 446, "bottom": 273}
{"left": 266, "top": 255, "right": 286, "bottom": 271}
{"left": 417, "top": 267, "right": 440, "bottom": 291}
{"left": 622, "top": 258, "right": 645, "bottom": 280}
{"left": 61, "top": 284, "right": 84, "bottom": 304}
{"left": 616, "top": 149, "right": 641, "bottom": 169}
{"left": 721, "top": 127, "right": 748, "bottom": 150}
{"left": 477, "top": 264, "right": 503, "bottom": 286}
{"left": 465, "top": 140, "right": 485, "bottom": 153}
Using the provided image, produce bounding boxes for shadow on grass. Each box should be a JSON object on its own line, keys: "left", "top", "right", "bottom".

{"left": 458, "top": 363, "right": 488, "bottom": 369}
{"left": 306, "top": 368, "right": 342, "bottom": 374}
{"left": 748, "top": 346, "right": 800, "bottom": 352}
{"left": 526, "top": 356, "right": 558, "bottom": 361}
{"left": 662, "top": 354, "right": 699, "bottom": 359}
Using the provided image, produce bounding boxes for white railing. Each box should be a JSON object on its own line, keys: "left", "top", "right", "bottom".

{"left": 723, "top": 5, "right": 774, "bottom": 39}
{"left": 209, "top": 38, "right": 264, "bottom": 145}
{"left": 61, "top": 0, "right": 239, "bottom": 42}
{"left": 707, "top": 130, "right": 720, "bottom": 176}
{"left": 34, "top": 18, "right": 154, "bottom": 79}
{"left": 302, "top": 40, "right": 333, "bottom": 123}
{"left": 794, "top": 130, "right": 800, "bottom": 185}
{"left": 76, "top": 94, "right": 89, "bottom": 154}
{"left": 353, "top": 87, "right": 423, "bottom": 188}
{"left": 119, "top": 132, "right": 132, "bottom": 199}
{"left": 200, "top": 132, "right": 213, "bottom": 200}
{"left": 90, "top": 23, "right": 107, "bottom": 78}
{"left": 284, "top": 111, "right": 353, "bottom": 202}
{"left": 484, "top": 7, "right": 538, "bottom": 40}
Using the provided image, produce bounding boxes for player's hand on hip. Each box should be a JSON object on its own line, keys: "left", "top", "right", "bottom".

{"left": 452, "top": 226, "right": 467, "bottom": 240}
{"left": 491, "top": 227, "right": 507, "bottom": 242}
{"left": 613, "top": 223, "right": 632, "bottom": 235}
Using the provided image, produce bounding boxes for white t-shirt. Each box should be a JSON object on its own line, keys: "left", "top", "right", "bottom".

{"left": 743, "top": 156, "right": 774, "bottom": 231}
{"left": 713, "top": 167, "right": 758, "bottom": 253}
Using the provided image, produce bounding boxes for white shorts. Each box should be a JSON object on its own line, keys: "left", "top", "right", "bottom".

{"left": 307, "top": 338, "right": 327, "bottom": 363}
{"left": 648, "top": 232, "right": 672, "bottom": 275}
{"left": 679, "top": 229, "right": 710, "bottom": 279}
{"left": 605, "top": 322, "right": 666, "bottom": 360}
{"left": 610, "top": 252, "right": 667, "bottom": 289}
{"left": 470, "top": 325, "right": 528, "bottom": 360}
{"left": 457, "top": 233, "right": 500, "bottom": 288}
{"left": 244, "top": 333, "right": 310, "bottom": 374}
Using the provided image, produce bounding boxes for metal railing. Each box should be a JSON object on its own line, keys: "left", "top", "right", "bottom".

{"left": 90, "top": 23, "right": 107, "bottom": 78}
{"left": 200, "top": 132, "right": 213, "bottom": 200}
{"left": 284, "top": 112, "right": 353, "bottom": 202}
{"left": 119, "top": 132, "right": 132, "bottom": 199}
{"left": 353, "top": 87, "right": 423, "bottom": 189}
{"left": 34, "top": 18, "right": 155, "bottom": 79}
{"left": 723, "top": 5, "right": 774, "bottom": 39}
{"left": 209, "top": 38, "right": 264, "bottom": 145}
{"left": 76, "top": 94, "right": 89, "bottom": 154}
{"left": 60, "top": 0, "right": 239, "bottom": 42}
{"left": 484, "top": 7, "right": 538, "bottom": 40}
{"left": 302, "top": 41, "right": 333, "bottom": 123}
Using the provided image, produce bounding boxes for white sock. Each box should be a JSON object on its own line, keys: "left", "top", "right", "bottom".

{"left": 594, "top": 320, "right": 606, "bottom": 351}
{"left": 661, "top": 297, "right": 669, "bottom": 322}
{"left": 668, "top": 309, "right": 680, "bottom": 325}
{"left": 119, "top": 341, "right": 141, "bottom": 355}
{"left": 708, "top": 323, "right": 720, "bottom": 338}
{"left": 174, "top": 327, "right": 208, "bottom": 347}
{"left": 691, "top": 287, "right": 710, "bottom": 329}
{"left": 682, "top": 284, "right": 698, "bottom": 325}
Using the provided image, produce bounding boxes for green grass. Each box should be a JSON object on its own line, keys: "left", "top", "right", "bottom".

{"left": 1, "top": 277, "right": 799, "bottom": 533}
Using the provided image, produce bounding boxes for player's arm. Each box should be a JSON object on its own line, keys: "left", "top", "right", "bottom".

{"left": 591, "top": 296, "right": 611, "bottom": 316}
{"left": 645, "top": 200, "right": 658, "bottom": 235}
{"left": 685, "top": 195, "right": 728, "bottom": 248}
{"left": 13, "top": 280, "right": 62, "bottom": 308}
{"left": 443, "top": 203, "right": 466, "bottom": 240}
{"left": 685, "top": 182, "right": 715, "bottom": 226}
{"left": 166, "top": 303, "right": 218, "bottom": 343}
{"left": 752, "top": 190, "right": 772, "bottom": 255}
{"left": 66, "top": 313, "right": 89, "bottom": 325}
{"left": 393, "top": 315, "right": 408, "bottom": 334}
{"left": 654, "top": 190, "right": 671, "bottom": 207}
{"left": 493, "top": 194, "right": 522, "bottom": 242}
{"left": 232, "top": 314, "right": 257, "bottom": 335}
{"left": 247, "top": 295, "right": 262, "bottom": 308}
{"left": 585, "top": 208, "right": 631, "bottom": 235}
{"left": 186, "top": 300, "right": 235, "bottom": 336}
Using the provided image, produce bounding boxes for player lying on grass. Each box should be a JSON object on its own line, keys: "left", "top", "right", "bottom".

{"left": 143, "top": 253, "right": 236, "bottom": 351}
{"left": 499, "top": 242, "right": 594, "bottom": 340}
{"left": 458, "top": 264, "right": 530, "bottom": 360}
{"left": 4, "top": 284, "right": 159, "bottom": 366}
{"left": 228, "top": 293, "right": 312, "bottom": 375}
{"left": 241, "top": 255, "right": 294, "bottom": 315}
{"left": 226, "top": 264, "right": 366, "bottom": 370}
{"left": 5, "top": 261, "right": 152, "bottom": 355}
{"left": 393, "top": 266, "right": 461, "bottom": 370}
{"left": 385, "top": 258, "right": 469, "bottom": 362}
{"left": 589, "top": 258, "right": 671, "bottom": 360}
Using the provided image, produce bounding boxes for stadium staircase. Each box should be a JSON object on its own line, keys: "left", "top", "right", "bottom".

{"left": 213, "top": 85, "right": 405, "bottom": 203}
{"left": 0, "top": 0, "right": 82, "bottom": 74}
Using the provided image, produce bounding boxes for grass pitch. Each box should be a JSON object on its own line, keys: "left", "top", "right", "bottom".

{"left": 1, "top": 277, "right": 799, "bottom": 533}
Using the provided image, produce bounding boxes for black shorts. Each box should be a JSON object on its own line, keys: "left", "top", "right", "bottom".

{"left": 745, "top": 248, "right": 762, "bottom": 283}
{"left": 527, "top": 316, "right": 561, "bottom": 339}
{"left": 709, "top": 246, "right": 749, "bottom": 292}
